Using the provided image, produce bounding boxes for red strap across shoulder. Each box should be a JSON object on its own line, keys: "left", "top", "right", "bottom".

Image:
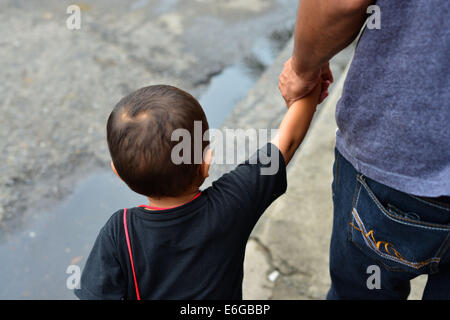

{"left": 123, "top": 192, "right": 201, "bottom": 299}
{"left": 123, "top": 208, "right": 141, "bottom": 300}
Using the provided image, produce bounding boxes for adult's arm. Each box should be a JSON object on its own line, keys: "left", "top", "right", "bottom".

{"left": 279, "top": 0, "right": 372, "bottom": 106}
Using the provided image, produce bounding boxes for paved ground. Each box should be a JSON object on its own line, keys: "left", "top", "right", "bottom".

{"left": 0, "top": 0, "right": 297, "bottom": 233}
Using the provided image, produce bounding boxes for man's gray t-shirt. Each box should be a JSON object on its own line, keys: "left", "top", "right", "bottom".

{"left": 335, "top": 0, "right": 449, "bottom": 197}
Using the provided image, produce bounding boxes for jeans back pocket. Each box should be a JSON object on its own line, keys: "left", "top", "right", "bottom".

{"left": 348, "top": 175, "right": 450, "bottom": 273}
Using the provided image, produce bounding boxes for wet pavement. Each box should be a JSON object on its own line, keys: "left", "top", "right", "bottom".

{"left": 0, "top": 171, "right": 146, "bottom": 299}
{"left": 199, "top": 37, "right": 279, "bottom": 128}
{"left": 0, "top": 0, "right": 296, "bottom": 299}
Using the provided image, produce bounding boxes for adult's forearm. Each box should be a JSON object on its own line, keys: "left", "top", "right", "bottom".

{"left": 292, "top": 0, "right": 371, "bottom": 75}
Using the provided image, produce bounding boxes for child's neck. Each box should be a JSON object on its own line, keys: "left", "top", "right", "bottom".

{"left": 146, "top": 189, "right": 200, "bottom": 210}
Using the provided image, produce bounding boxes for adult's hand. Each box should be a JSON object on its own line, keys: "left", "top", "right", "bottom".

{"left": 278, "top": 57, "right": 333, "bottom": 107}
{"left": 278, "top": 0, "right": 370, "bottom": 107}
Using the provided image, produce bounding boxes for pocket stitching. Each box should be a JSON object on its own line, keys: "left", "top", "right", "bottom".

{"left": 349, "top": 239, "right": 406, "bottom": 272}
{"left": 351, "top": 207, "right": 440, "bottom": 270}
{"left": 409, "top": 194, "right": 450, "bottom": 212}
{"left": 357, "top": 175, "right": 450, "bottom": 232}
{"left": 348, "top": 178, "right": 406, "bottom": 272}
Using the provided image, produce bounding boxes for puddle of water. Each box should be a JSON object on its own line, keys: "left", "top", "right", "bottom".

{"left": 199, "top": 63, "right": 255, "bottom": 129}
{"left": 130, "top": 0, "right": 150, "bottom": 10}
{"left": 0, "top": 171, "right": 146, "bottom": 299}
{"left": 155, "top": 0, "right": 179, "bottom": 14}
{"left": 199, "top": 38, "right": 277, "bottom": 129}
{"left": 251, "top": 37, "right": 277, "bottom": 67}
{"left": 130, "top": 0, "right": 179, "bottom": 13}
{"left": 0, "top": 30, "right": 282, "bottom": 299}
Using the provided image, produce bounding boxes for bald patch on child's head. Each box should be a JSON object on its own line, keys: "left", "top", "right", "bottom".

{"left": 118, "top": 107, "right": 151, "bottom": 123}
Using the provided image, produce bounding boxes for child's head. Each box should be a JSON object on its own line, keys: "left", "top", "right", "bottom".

{"left": 107, "top": 85, "right": 210, "bottom": 198}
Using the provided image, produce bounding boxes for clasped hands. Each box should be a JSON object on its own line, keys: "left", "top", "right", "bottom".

{"left": 278, "top": 57, "right": 333, "bottom": 107}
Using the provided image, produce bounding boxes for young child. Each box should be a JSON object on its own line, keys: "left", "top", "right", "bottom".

{"left": 75, "top": 82, "right": 321, "bottom": 300}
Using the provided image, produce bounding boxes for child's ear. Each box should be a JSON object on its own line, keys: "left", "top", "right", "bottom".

{"left": 110, "top": 161, "right": 122, "bottom": 180}
{"left": 201, "top": 148, "right": 213, "bottom": 179}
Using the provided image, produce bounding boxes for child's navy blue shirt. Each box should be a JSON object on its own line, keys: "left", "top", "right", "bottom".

{"left": 75, "top": 143, "right": 287, "bottom": 300}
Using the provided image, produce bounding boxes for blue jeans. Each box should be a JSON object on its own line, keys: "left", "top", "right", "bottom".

{"left": 327, "top": 149, "right": 450, "bottom": 300}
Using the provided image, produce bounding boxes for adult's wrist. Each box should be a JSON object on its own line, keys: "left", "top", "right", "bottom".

{"left": 290, "top": 55, "right": 321, "bottom": 82}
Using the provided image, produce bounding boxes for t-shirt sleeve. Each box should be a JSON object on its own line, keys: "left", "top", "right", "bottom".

{"left": 209, "top": 143, "right": 287, "bottom": 230}
{"left": 74, "top": 220, "right": 126, "bottom": 300}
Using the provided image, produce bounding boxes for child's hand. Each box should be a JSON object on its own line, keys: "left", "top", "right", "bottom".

{"left": 311, "top": 79, "right": 324, "bottom": 103}
{"left": 291, "top": 78, "right": 323, "bottom": 112}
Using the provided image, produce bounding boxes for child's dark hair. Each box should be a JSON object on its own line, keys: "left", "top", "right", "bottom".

{"left": 107, "top": 85, "right": 209, "bottom": 198}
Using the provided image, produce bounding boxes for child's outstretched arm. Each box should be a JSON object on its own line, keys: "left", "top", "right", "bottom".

{"left": 272, "top": 81, "right": 321, "bottom": 165}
